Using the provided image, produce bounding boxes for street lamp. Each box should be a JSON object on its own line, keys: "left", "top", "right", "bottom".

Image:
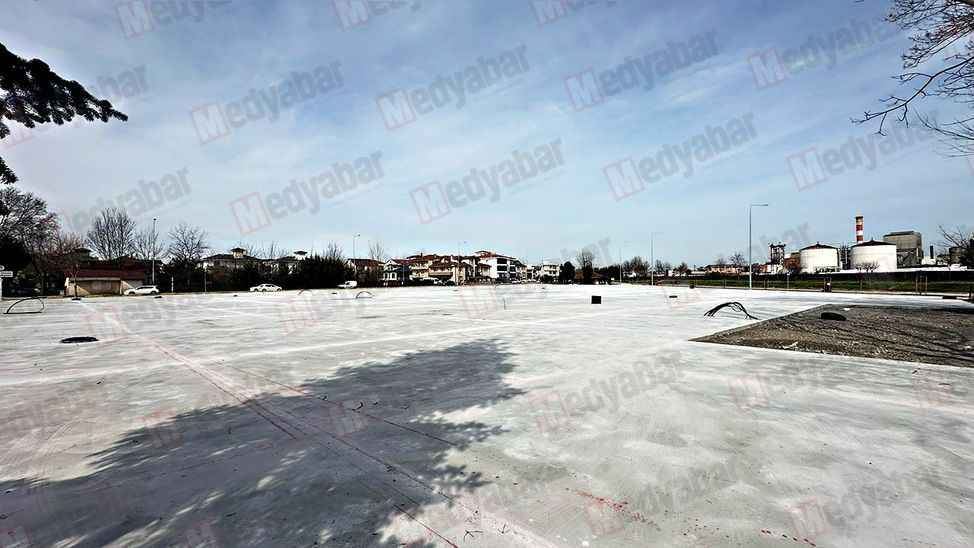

{"left": 352, "top": 233, "right": 361, "bottom": 261}
{"left": 619, "top": 240, "right": 631, "bottom": 284}
{"left": 457, "top": 240, "right": 467, "bottom": 284}
{"left": 649, "top": 232, "right": 662, "bottom": 286}
{"left": 151, "top": 217, "right": 157, "bottom": 285}
{"left": 748, "top": 203, "right": 769, "bottom": 290}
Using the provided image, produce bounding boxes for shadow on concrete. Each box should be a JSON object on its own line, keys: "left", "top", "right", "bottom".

{"left": 0, "top": 339, "right": 523, "bottom": 547}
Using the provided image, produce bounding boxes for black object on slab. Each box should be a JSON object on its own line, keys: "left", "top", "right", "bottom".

{"left": 591, "top": 295, "right": 601, "bottom": 304}
{"left": 61, "top": 336, "right": 98, "bottom": 344}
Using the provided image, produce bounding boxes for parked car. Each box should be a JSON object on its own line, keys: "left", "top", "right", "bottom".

{"left": 249, "top": 284, "right": 282, "bottom": 292}
{"left": 124, "top": 285, "right": 159, "bottom": 296}
{"left": 338, "top": 280, "right": 358, "bottom": 289}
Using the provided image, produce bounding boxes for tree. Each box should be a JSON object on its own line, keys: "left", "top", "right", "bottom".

{"left": 293, "top": 252, "right": 353, "bottom": 289}
{"left": 626, "top": 256, "right": 648, "bottom": 277}
{"left": 0, "top": 186, "right": 56, "bottom": 246}
{"left": 559, "top": 261, "right": 575, "bottom": 284}
{"left": 133, "top": 224, "right": 166, "bottom": 263}
{"left": 168, "top": 222, "right": 208, "bottom": 264}
{"left": 36, "top": 229, "right": 85, "bottom": 295}
{"left": 728, "top": 253, "right": 746, "bottom": 272}
{"left": 0, "top": 43, "right": 127, "bottom": 187}
{"left": 855, "top": 1, "right": 974, "bottom": 153}
{"left": 86, "top": 208, "right": 136, "bottom": 261}
{"left": 260, "top": 241, "right": 282, "bottom": 260}
{"left": 714, "top": 255, "right": 727, "bottom": 267}
{"left": 575, "top": 250, "right": 594, "bottom": 284}
{"left": 938, "top": 224, "right": 974, "bottom": 266}
{"left": 855, "top": 260, "right": 880, "bottom": 290}
{"left": 324, "top": 242, "right": 344, "bottom": 262}
{"left": 362, "top": 240, "right": 387, "bottom": 287}
{"left": 676, "top": 262, "right": 691, "bottom": 276}
{"left": 168, "top": 222, "right": 208, "bottom": 286}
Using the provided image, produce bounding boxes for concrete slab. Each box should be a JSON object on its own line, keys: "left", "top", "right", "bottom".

{"left": 0, "top": 286, "right": 971, "bottom": 547}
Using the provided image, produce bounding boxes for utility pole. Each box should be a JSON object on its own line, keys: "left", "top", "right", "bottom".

{"left": 351, "top": 233, "right": 361, "bottom": 283}
{"left": 151, "top": 217, "right": 157, "bottom": 285}
{"left": 748, "top": 203, "right": 769, "bottom": 290}
{"left": 649, "top": 232, "right": 662, "bottom": 286}
{"left": 457, "top": 240, "right": 467, "bottom": 284}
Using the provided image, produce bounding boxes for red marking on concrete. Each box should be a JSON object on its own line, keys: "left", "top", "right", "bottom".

{"left": 573, "top": 489, "right": 659, "bottom": 529}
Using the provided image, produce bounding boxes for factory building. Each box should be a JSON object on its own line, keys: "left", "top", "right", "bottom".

{"left": 883, "top": 230, "right": 923, "bottom": 267}
{"left": 851, "top": 240, "right": 898, "bottom": 272}
{"left": 799, "top": 243, "right": 839, "bottom": 273}
{"left": 764, "top": 242, "right": 786, "bottom": 274}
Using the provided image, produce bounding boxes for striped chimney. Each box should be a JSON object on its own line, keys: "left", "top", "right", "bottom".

{"left": 855, "top": 215, "right": 864, "bottom": 243}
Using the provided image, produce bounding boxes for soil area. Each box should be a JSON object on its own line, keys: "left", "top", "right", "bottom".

{"left": 696, "top": 304, "right": 974, "bottom": 367}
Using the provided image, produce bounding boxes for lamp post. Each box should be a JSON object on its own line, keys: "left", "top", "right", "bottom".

{"left": 748, "top": 203, "right": 769, "bottom": 290}
{"left": 351, "top": 233, "right": 361, "bottom": 280}
{"left": 151, "top": 217, "right": 157, "bottom": 285}
{"left": 649, "top": 232, "right": 662, "bottom": 286}
{"left": 457, "top": 240, "right": 467, "bottom": 284}
{"left": 618, "top": 240, "right": 630, "bottom": 284}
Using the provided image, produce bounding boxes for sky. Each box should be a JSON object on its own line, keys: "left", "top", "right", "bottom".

{"left": 1, "top": 0, "right": 970, "bottom": 266}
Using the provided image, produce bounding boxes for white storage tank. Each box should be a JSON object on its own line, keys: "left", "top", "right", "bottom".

{"left": 851, "top": 240, "right": 898, "bottom": 272}
{"left": 800, "top": 243, "right": 839, "bottom": 273}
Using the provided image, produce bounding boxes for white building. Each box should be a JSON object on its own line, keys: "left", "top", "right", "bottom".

{"left": 536, "top": 262, "right": 561, "bottom": 280}
{"left": 799, "top": 243, "right": 840, "bottom": 274}
{"left": 382, "top": 260, "right": 409, "bottom": 285}
{"left": 850, "top": 240, "right": 898, "bottom": 272}
{"left": 475, "top": 251, "right": 521, "bottom": 281}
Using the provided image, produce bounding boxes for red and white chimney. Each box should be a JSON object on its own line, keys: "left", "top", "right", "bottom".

{"left": 855, "top": 215, "right": 864, "bottom": 243}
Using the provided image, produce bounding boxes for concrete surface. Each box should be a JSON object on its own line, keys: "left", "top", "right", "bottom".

{"left": 0, "top": 285, "right": 971, "bottom": 547}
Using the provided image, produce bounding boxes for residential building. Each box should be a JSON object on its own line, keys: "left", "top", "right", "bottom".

{"left": 536, "top": 262, "right": 561, "bottom": 280}
{"left": 347, "top": 258, "right": 384, "bottom": 278}
{"left": 475, "top": 250, "right": 521, "bottom": 282}
{"left": 429, "top": 258, "right": 474, "bottom": 284}
{"left": 264, "top": 250, "right": 307, "bottom": 274}
{"left": 383, "top": 259, "right": 410, "bottom": 286}
{"left": 404, "top": 254, "right": 436, "bottom": 281}
{"left": 201, "top": 247, "right": 259, "bottom": 270}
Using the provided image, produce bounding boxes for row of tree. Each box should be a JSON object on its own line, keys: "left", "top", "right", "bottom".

{"left": 0, "top": 186, "right": 364, "bottom": 293}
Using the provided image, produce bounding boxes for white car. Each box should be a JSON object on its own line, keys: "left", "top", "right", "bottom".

{"left": 337, "top": 280, "right": 358, "bottom": 289}
{"left": 250, "top": 284, "right": 282, "bottom": 292}
{"left": 125, "top": 285, "right": 159, "bottom": 296}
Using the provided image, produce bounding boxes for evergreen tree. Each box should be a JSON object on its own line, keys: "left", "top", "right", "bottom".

{"left": 0, "top": 42, "right": 127, "bottom": 190}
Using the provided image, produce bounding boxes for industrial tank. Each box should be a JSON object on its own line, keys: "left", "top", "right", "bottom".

{"left": 851, "top": 240, "right": 898, "bottom": 272}
{"left": 799, "top": 243, "right": 839, "bottom": 273}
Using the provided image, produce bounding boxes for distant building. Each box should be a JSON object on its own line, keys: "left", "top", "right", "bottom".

{"left": 783, "top": 252, "right": 801, "bottom": 273}
{"left": 768, "top": 243, "right": 785, "bottom": 265}
{"left": 264, "top": 250, "right": 307, "bottom": 273}
{"left": 201, "top": 247, "right": 259, "bottom": 270}
{"left": 851, "top": 240, "right": 898, "bottom": 272}
{"left": 346, "top": 258, "right": 384, "bottom": 275}
{"left": 883, "top": 231, "right": 923, "bottom": 267}
{"left": 799, "top": 243, "right": 839, "bottom": 274}
{"left": 704, "top": 264, "right": 742, "bottom": 275}
{"left": 475, "top": 251, "right": 521, "bottom": 281}
{"left": 429, "top": 258, "right": 473, "bottom": 284}
{"left": 536, "top": 262, "right": 561, "bottom": 280}
{"left": 65, "top": 268, "right": 146, "bottom": 296}
{"left": 382, "top": 259, "right": 409, "bottom": 286}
